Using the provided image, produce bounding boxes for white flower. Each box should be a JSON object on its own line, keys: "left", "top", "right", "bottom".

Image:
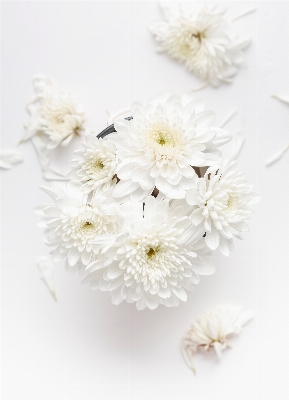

{"left": 185, "top": 160, "right": 260, "bottom": 256}
{"left": 35, "top": 181, "right": 119, "bottom": 272}
{"left": 110, "top": 93, "right": 231, "bottom": 201}
{"left": 22, "top": 75, "right": 86, "bottom": 149}
{"left": 84, "top": 196, "right": 215, "bottom": 310}
{"left": 0, "top": 148, "right": 24, "bottom": 169}
{"left": 69, "top": 134, "right": 118, "bottom": 195}
{"left": 149, "top": 3, "right": 250, "bottom": 87}
{"left": 182, "top": 304, "right": 254, "bottom": 373}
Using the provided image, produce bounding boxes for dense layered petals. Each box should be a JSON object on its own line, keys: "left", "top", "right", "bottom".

{"left": 182, "top": 305, "right": 254, "bottom": 372}
{"left": 83, "top": 196, "right": 214, "bottom": 310}
{"left": 110, "top": 93, "right": 231, "bottom": 201}
{"left": 35, "top": 182, "right": 119, "bottom": 269}
{"left": 23, "top": 75, "right": 86, "bottom": 149}
{"left": 149, "top": 3, "right": 250, "bottom": 87}
{"left": 186, "top": 160, "right": 260, "bottom": 255}
{"left": 69, "top": 134, "right": 118, "bottom": 194}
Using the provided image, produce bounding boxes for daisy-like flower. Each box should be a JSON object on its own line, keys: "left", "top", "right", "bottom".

{"left": 35, "top": 181, "right": 119, "bottom": 272}
{"left": 110, "top": 93, "right": 231, "bottom": 201}
{"left": 186, "top": 160, "right": 260, "bottom": 256}
{"left": 22, "top": 75, "right": 86, "bottom": 149}
{"left": 149, "top": 3, "right": 251, "bottom": 87}
{"left": 182, "top": 304, "right": 254, "bottom": 373}
{"left": 83, "top": 196, "right": 215, "bottom": 310}
{"left": 69, "top": 134, "right": 118, "bottom": 195}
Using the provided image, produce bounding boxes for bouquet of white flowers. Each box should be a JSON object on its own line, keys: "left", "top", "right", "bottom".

{"left": 35, "top": 93, "right": 259, "bottom": 310}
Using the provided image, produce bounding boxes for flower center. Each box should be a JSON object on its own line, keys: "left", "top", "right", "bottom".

{"left": 82, "top": 221, "right": 95, "bottom": 230}
{"left": 146, "top": 247, "right": 159, "bottom": 259}
{"left": 150, "top": 124, "right": 178, "bottom": 148}
{"left": 62, "top": 207, "right": 111, "bottom": 247}
{"left": 92, "top": 159, "right": 104, "bottom": 170}
{"left": 192, "top": 32, "right": 203, "bottom": 42}
{"left": 226, "top": 195, "right": 237, "bottom": 210}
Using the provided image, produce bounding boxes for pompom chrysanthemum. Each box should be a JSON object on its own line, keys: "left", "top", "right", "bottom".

{"left": 186, "top": 160, "right": 260, "bottom": 255}
{"left": 22, "top": 75, "right": 86, "bottom": 149}
{"left": 83, "top": 196, "right": 215, "bottom": 310}
{"left": 110, "top": 93, "right": 231, "bottom": 201}
{"left": 149, "top": 3, "right": 251, "bottom": 87}
{"left": 69, "top": 134, "right": 118, "bottom": 195}
{"left": 182, "top": 304, "right": 254, "bottom": 373}
{"left": 35, "top": 181, "right": 119, "bottom": 272}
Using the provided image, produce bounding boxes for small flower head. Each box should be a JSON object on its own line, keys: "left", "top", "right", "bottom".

{"left": 182, "top": 304, "right": 254, "bottom": 373}
{"left": 35, "top": 182, "right": 119, "bottom": 271}
{"left": 149, "top": 3, "right": 250, "bottom": 87}
{"left": 24, "top": 75, "right": 86, "bottom": 149}
{"left": 186, "top": 160, "right": 260, "bottom": 255}
{"left": 70, "top": 134, "right": 118, "bottom": 194}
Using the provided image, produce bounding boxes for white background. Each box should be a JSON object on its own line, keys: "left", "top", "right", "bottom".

{"left": 1, "top": 1, "right": 289, "bottom": 399}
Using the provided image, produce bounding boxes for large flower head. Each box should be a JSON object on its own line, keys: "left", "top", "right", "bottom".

{"left": 23, "top": 75, "right": 86, "bottom": 149}
{"left": 35, "top": 181, "right": 119, "bottom": 272}
{"left": 84, "top": 196, "right": 215, "bottom": 310}
{"left": 149, "top": 3, "right": 250, "bottom": 87}
{"left": 69, "top": 134, "right": 118, "bottom": 195}
{"left": 110, "top": 93, "right": 231, "bottom": 201}
{"left": 186, "top": 160, "right": 260, "bottom": 255}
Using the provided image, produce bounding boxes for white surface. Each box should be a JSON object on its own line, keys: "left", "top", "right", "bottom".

{"left": 1, "top": 1, "right": 289, "bottom": 399}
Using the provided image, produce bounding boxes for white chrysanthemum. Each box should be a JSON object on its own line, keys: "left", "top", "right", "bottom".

{"left": 149, "top": 3, "right": 250, "bottom": 87}
{"left": 22, "top": 75, "right": 86, "bottom": 149}
{"left": 186, "top": 160, "right": 260, "bottom": 256}
{"left": 35, "top": 181, "right": 119, "bottom": 272}
{"left": 83, "top": 196, "right": 215, "bottom": 310}
{"left": 110, "top": 93, "right": 231, "bottom": 201}
{"left": 69, "top": 134, "right": 118, "bottom": 194}
{"left": 182, "top": 304, "right": 254, "bottom": 373}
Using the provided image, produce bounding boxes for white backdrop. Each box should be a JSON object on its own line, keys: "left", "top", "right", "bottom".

{"left": 1, "top": 1, "right": 289, "bottom": 399}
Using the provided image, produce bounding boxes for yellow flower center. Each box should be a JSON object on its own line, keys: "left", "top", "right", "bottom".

{"left": 150, "top": 124, "right": 178, "bottom": 148}
{"left": 226, "top": 195, "right": 237, "bottom": 210}
{"left": 93, "top": 159, "right": 104, "bottom": 170}
{"left": 147, "top": 247, "right": 159, "bottom": 259}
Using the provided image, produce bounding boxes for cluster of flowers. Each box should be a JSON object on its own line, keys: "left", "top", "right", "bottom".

{"left": 36, "top": 93, "right": 259, "bottom": 310}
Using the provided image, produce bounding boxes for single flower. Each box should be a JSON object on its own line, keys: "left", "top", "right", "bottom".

{"left": 149, "top": 2, "right": 251, "bottom": 87}
{"left": 182, "top": 304, "right": 254, "bottom": 373}
{"left": 110, "top": 93, "right": 231, "bottom": 201}
{"left": 186, "top": 160, "right": 260, "bottom": 255}
{"left": 69, "top": 134, "right": 118, "bottom": 195}
{"left": 35, "top": 181, "right": 119, "bottom": 272}
{"left": 22, "top": 75, "right": 86, "bottom": 149}
{"left": 83, "top": 196, "right": 215, "bottom": 310}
